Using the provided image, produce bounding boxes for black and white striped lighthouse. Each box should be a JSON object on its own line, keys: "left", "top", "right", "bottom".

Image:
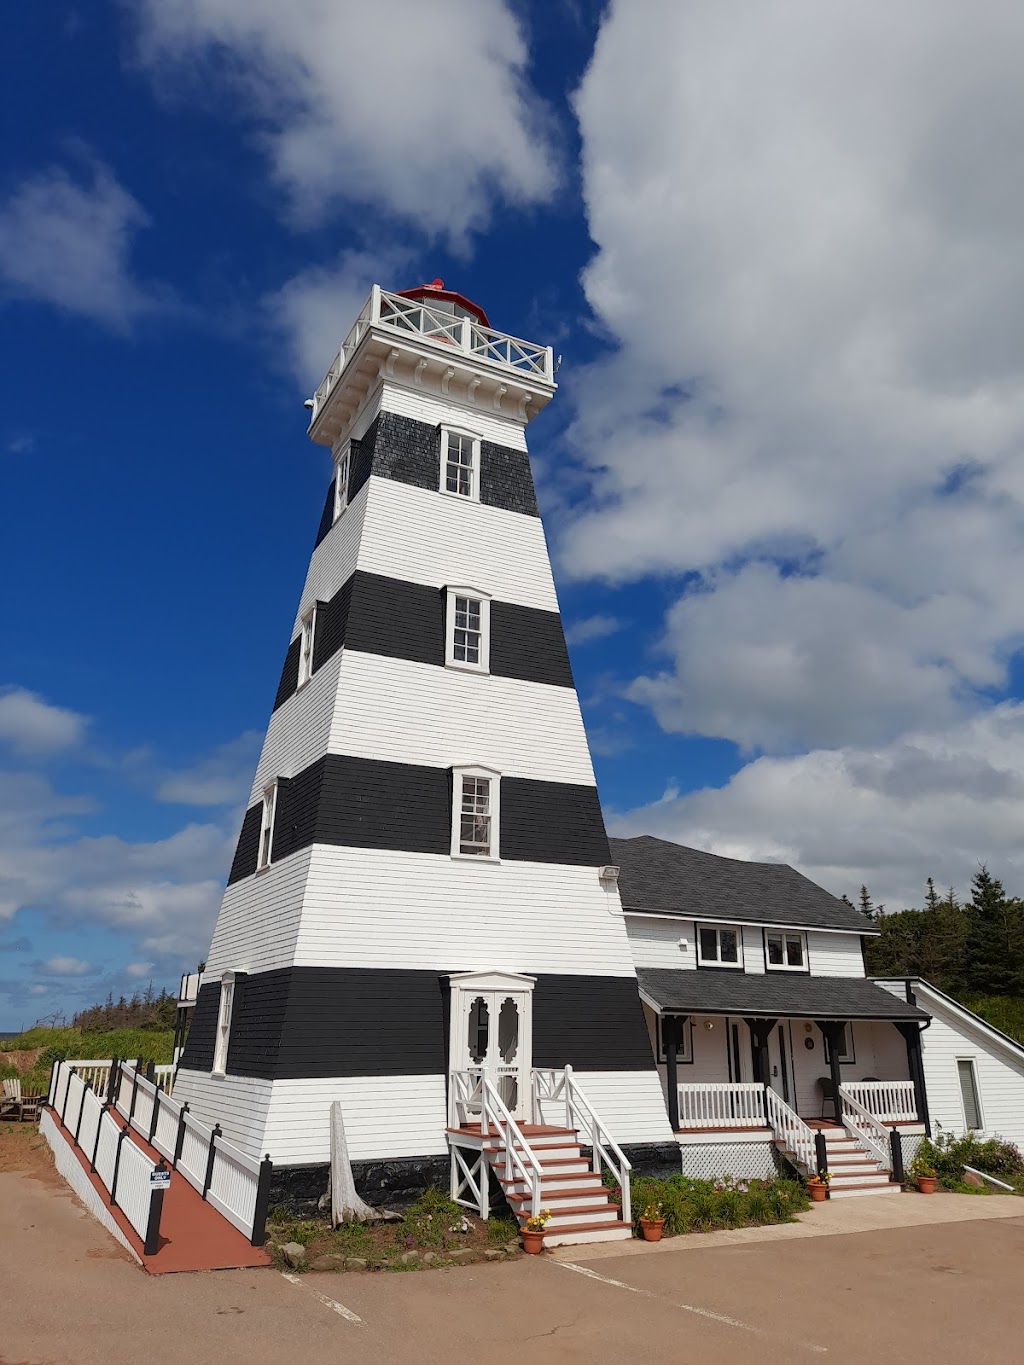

{"left": 175, "top": 282, "right": 672, "bottom": 1189}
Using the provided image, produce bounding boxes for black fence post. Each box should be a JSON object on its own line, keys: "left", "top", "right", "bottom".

{"left": 90, "top": 1100, "right": 108, "bottom": 1173}
{"left": 110, "top": 1125, "right": 130, "bottom": 1208}
{"left": 60, "top": 1067, "right": 77, "bottom": 1126}
{"left": 250, "top": 1154, "right": 273, "bottom": 1246}
{"left": 107, "top": 1057, "right": 120, "bottom": 1106}
{"left": 128, "top": 1065, "right": 140, "bottom": 1123}
{"left": 47, "top": 1058, "right": 58, "bottom": 1107}
{"left": 73, "top": 1079, "right": 92, "bottom": 1148}
{"left": 145, "top": 1059, "right": 156, "bottom": 1084}
{"left": 144, "top": 1161, "right": 169, "bottom": 1256}
{"left": 173, "top": 1102, "right": 189, "bottom": 1170}
{"left": 814, "top": 1129, "right": 829, "bottom": 1197}
{"left": 202, "top": 1123, "right": 222, "bottom": 1200}
{"left": 890, "top": 1128, "right": 905, "bottom": 1185}
{"left": 149, "top": 1087, "right": 162, "bottom": 1146}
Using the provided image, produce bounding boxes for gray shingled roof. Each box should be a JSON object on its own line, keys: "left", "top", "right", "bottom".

{"left": 635, "top": 969, "right": 928, "bottom": 1020}
{"left": 610, "top": 836, "right": 874, "bottom": 933}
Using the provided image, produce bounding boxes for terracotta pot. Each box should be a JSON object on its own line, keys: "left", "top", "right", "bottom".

{"left": 640, "top": 1218, "right": 665, "bottom": 1242}
{"left": 522, "top": 1229, "right": 545, "bottom": 1254}
{"left": 809, "top": 1183, "right": 828, "bottom": 1201}
{"left": 917, "top": 1175, "right": 937, "bottom": 1194}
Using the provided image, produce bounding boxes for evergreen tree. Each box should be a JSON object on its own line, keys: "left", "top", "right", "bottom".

{"left": 964, "top": 866, "right": 1021, "bottom": 995}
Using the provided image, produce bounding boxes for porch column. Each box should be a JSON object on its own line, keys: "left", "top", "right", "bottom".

{"left": 663, "top": 1015, "right": 686, "bottom": 1131}
{"left": 744, "top": 1018, "right": 776, "bottom": 1087}
{"left": 815, "top": 1021, "right": 846, "bottom": 1120}
{"left": 895, "top": 1021, "right": 931, "bottom": 1136}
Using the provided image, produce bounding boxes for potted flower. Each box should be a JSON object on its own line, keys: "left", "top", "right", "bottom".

{"left": 522, "top": 1208, "right": 552, "bottom": 1254}
{"left": 910, "top": 1154, "right": 937, "bottom": 1194}
{"left": 807, "top": 1173, "right": 830, "bottom": 1202}
{"left": 639, "top": 1201, "right": 665, "bottom": 1241}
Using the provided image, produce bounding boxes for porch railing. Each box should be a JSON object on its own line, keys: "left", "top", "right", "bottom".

{"left": 838, "top": 1086, "right": 892, "bottom": 1173}
{"left": 532, "top": 1066, "right": 632, "bottom": 1224}
{"left": 61, "top": 1059, "right": 175, "bottom": 1099}
{"left": 676, "top": 1082, "right": 768, "bottom": 1129}
{"left": 839, "top": 1080, "right": 916, "bottom": 1124}
{"left": 449, "top": 1068, "right": 543, "bottom": 1221}
{"left": 764, "top": 1087, "right": 818, "bottom": 1173}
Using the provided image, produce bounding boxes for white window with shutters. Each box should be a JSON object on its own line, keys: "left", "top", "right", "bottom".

{"left": 451, "top": 765, "right": 501, "bottom": 861}
{"left": 212, "top": 972, "right": 235, "bottom": 1076}
{"left": 257, "top": 782, "right": 277, "bottom": 871}
{"left": 439, "top": 427, "right": 480, "bottom": 501}
{"left": 445, "top": 586, "right": 490, "bottom": 673}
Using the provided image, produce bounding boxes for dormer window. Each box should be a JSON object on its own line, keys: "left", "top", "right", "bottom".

{"left": 445, "top": 587, "right": 490, "bottom": 673}
{"left": 696, "top": 924, "right": 743, "bottom": 969}
{"left": 333, "top": 443, "right": 351, "bottom": 521}
{"left": 765, "top": 929, "right": 807, "bottom": 971}
{"left": 440, "top": 427, "right": 480, "bottom": 501}
{"left": 297, "top": 606, "right": 316, "bottom": 688}
{"left": 451, "top": 766, "right": 500, "bottom": 860}
{"left": 258, "top": 782, "right": 277, "bottom": 871}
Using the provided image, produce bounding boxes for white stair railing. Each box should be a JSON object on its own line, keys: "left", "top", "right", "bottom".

{"left": 840, "top": 1080, "right": 916, "bottom": 1123}
{"left": 838, "top": 1086, "right": 892, "bottom": 1172}
{"left": 449, "top": 1068, "right": 543, "bottom": 1222}
{"left": 677, "top": 1082, "right": 768, "bottom": 1128}
{"left": 532, "top": 1066, "right": 632, "bottom": 1224}
{"left": 764, "top": 1087, "right": 818, "bottom": 1173}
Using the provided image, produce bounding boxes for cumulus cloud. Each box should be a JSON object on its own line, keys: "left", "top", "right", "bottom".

{"left": 157, "top": 730, "right": 261, "bottom": 807}
{"left": 0, "top": 688, "right": 89, "bottom": 756}
{"left": 609, "top": 702, "right": 1024, "bottom": 911}
{"left": 39, "top": 955, "right": 94, "bottom": 977}
{"left": 0, "top": 162, "right": 159, "bottom": 329}
{"left": 564, "top": 614, "right": 622, "bottom": 647}
{"left": 130, "top": 0, "right": 556, "bottom": 242}
{"left": 566, "top": 1, "right": 1024, "bottom": 753}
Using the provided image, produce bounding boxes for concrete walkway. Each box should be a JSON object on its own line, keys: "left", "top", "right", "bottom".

{"left": 550, "top": 1188, "right": 1024, "bottom": 1261}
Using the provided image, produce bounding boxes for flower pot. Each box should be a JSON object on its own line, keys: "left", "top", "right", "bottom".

{"left": 809, "top": 1183, "right": 828, "bottom": 1202}
{"left": 522, "top": 1229, "right": 545, "bottom": 1254}
{"left": 639, "top": 1218, "right": 665, "bottom": 1242}
{"left": 917, "top": 1176, "right": 937, "bottom": 1194}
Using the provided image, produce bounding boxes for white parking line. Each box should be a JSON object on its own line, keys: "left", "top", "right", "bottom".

{"left": 557, "top": 1261, "right": 827, "bottom": 1353}
{"left": 281, "top": 1271, "right": 363, "bottom": 1324}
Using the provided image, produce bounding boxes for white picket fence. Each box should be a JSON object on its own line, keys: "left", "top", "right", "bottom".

{"left": 677, "top": 1082, "right": 769, "bottom": 1128}
{"left": 840, "top": 1080, "right": 917, "bottom": 1123}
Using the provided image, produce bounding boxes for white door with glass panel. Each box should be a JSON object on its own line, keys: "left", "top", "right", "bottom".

{"left": 449, "top": 971, "right": 534, "bottom": 1121}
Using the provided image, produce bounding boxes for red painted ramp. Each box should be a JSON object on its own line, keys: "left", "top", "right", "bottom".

{"left": 46, "top": 1106, "right": 271, "bottom": 1274}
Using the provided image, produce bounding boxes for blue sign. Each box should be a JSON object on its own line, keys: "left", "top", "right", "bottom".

{"left": 150, "top": 1168, "right": 171, "bottom": 1188}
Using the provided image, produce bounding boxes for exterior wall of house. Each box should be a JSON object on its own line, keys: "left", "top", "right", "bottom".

{"left": 625, "top": 917, "right": 866, "bottom": 979}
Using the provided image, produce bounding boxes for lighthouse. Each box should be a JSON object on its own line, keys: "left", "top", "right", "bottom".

{"left": 175, "top": 282, "right": 672, "bottom": 1214}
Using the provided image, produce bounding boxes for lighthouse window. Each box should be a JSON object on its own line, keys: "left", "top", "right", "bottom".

{"left": 257, "top": 782, "right": 278, "bottom": 870}
{"left": 297, "top": 607, "right": 316, "bottom": 688}
{"left": 333, "top": 443, "right": 350, "bottom": 520}
{"left": 212, "top": 972, "right": 235, "bottom": 1076}
{"left": 445, "top": 587, "right": 490, "bottom": 673}
{"left": 439, "top": 427, "right": 480, "bottom": 501}
{"left": 451, "top": 766, "right": 501, "bottom": 860}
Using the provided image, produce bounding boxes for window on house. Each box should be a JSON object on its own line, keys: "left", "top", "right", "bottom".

{"left": 212, "top": 972, "right": 235, "bottom": 1075}
{"left": 957, "top": 1058, "right": 983, "bottom": 1130}
{"left": 656, "top": 1014, "right": 693, "bottom": 1063}
{"left": 298, "top": 607, "right": 316, "bottom": 688}
{"left": 765, "top": 930, "right": 806, "bottom": 971}
{"left": 445, "top": 587, "right": 490, "bottom": 672}
{"left": 824, "top": 1023, "right": 856, "bottom": 1065}
{"left": 258, "top": 782, "right": 277, "bottom": 870}
{"left": 451, "top": 766, "right": 500, "bottom": 859}
{"left": 696, "top": 924, "right": 743, "bottom": 967}
{"left": 440, "top": 428, "right": 480, "bottom": 500}
{"left": 333, "top": 443, "right": 350, "bottom": 521}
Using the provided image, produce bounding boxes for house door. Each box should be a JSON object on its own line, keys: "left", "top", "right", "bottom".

{"left": 766, "top": 1024, "right": 794, "bottom": 1108}
{"left": 449, "top": 972, "right": 535, "bottom": 1122}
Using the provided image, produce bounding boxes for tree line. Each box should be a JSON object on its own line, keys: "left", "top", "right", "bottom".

{"left": 853, "top": 867, "right": 1024, "bottom": 998}
{"left": 71, "top": 982, "right": 177, "bottom": 1033}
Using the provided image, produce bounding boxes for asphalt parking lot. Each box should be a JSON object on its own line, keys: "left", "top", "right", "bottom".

{"left": 4, "top": 1133, "right": 1024, "bottom": 1365}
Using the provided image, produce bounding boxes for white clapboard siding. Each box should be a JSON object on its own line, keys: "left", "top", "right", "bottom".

{"left": 627, "top": 917, "right": 693, "bottom": 969}
{"left": 328, "top": 652, "right": 595, "bottom": 786}
{"left": 357, "top": 478, "right": 559, "bottom": 611}
{"left": 378, "top": 381, "right": 530, "bottom": 451}
{"left": 558, "top": 1071, "right": 676, "bottom": 1146}
{"left": 807, "top": 932, "right": 866, "bottom": 977}
{"left": 291, "top": 479, "right": 370, "bottom": 633}
{"left": 249, "top": 653, "right": 342, "bottom": 801}
{"left": 205, "top": 849, "right": 312, "bottom": 975}
{"left": 742, "top": 925, "right": 765, "bottom": 973}
{"left": 262, "top": 1075, "right": 449, "bottom": 1166}
{"left": 171, "top": 1070, "right": 274, "bottom": 1159}
{"left": 292, "top": 848, "right": 637, "bottom": 975}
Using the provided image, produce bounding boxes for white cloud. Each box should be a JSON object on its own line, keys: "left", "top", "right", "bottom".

{"left": 124, "top": 961, "right": 155, "bottom": 978}
{"left": 157, "top": 730, "right": 261, "bottom": 807}
{"left": 0, "top": 162, "right": 158, "bottom": 329}
{"left": 566, "top": 1, "right": 1024, "bottom": 753}
{"left": 131, "top": 0, "right": 556, "bottom": 242}
{"left": 564, "top": 614, "right": 621, "bottom": 647}
{"left": 0, "top": 688, "right": 89, "bottom": 756}
{"left": 40, "top": 955, "right": 93, "bottom": 977}
{"left": 610, "top": 702, "right": 1024, "bottom": 911}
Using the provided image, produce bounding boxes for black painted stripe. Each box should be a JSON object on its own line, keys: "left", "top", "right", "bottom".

{"left": 180, "top": 968, "right": 654, "bottom": 1080}
{"left": 226, "top": 755, "right": 609, "bottom": 880}
{"left": 273, "top": 570, "right": 573, "bottom": 711}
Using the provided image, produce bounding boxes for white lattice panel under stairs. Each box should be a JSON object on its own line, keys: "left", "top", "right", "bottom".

{"left": 678, "top": 1141, "right": 781, "bottom": 1183}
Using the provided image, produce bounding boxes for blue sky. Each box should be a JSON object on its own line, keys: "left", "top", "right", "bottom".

{"left": 4, "top": 1, "right": 1024, "bottom": 1027}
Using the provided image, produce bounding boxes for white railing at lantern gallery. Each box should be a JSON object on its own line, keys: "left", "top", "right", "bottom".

{"left": 48, "top": 1059, "right": 273, "bottom": 1247}
{"left": 676, "top": 1082, "right": 768, "bottom": 1129}
{"left": 449, "top": 1069, "right": 544, "bottom": 1222}
{"left": 840, "top": 1080, "right": 917, "bottom": 1123}
{"left": 309, "top": 285, "right": 555, "bottom": 422}
{"left": 47, "top": 1061, "right": 166, "bottom": 1254}
{"left": 531, "top": 1067, "right": 633, "bottom": 1224}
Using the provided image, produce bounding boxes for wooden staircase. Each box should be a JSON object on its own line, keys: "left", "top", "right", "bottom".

{"left": 817, "top": 1127, "right": 901, "bottom": 1199}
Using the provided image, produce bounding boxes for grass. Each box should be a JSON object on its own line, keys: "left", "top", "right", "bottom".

{"left": 0, "top": 1025, "right": 175, "bottom": 1063}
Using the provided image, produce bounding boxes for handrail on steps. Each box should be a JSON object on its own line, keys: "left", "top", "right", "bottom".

{"left": 763, "top": 1087, "right": 818, "bottom": 1173}
{"left": 837, "top": 1085, "right": 892, "bottom": 1173}
{"left": 451, "top": 1069, "right": 543, "bottom": 1220}
{"left": 531, "top": 1065, "right": 632, "bottom": 1224}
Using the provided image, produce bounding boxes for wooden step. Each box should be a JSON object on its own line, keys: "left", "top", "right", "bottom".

{"left": 828, "top": 1182, "right": 901, "bottom": 1199}
{"left": 506, "top": 1188, "right": 611, "bottom": 1213}
{"left": 544, "top": 1219, "right": 633, "bottom": 1248}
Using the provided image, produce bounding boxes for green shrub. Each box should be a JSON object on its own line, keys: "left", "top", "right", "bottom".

{"left": 627, "top": 1172, "right": 808, "bottom": 1237}
{"left": 925, "top": 1132, "right": 1024, "bottom": 1183}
